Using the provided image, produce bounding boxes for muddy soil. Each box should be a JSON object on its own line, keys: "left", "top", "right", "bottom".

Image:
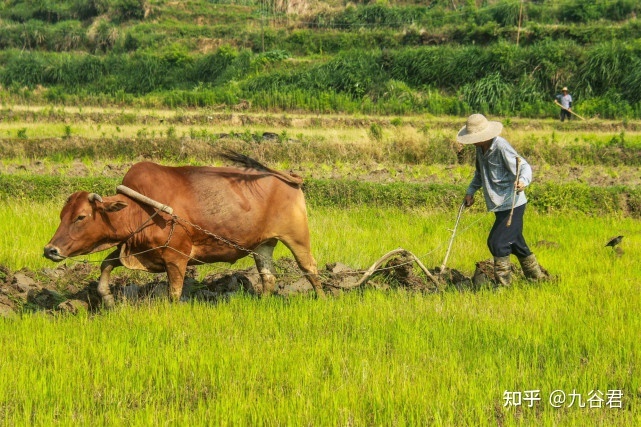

{"left": 0, "top": 254, "right": 494, "bottom": 317}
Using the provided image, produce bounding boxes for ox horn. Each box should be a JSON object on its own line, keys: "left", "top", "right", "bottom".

{"left": 88, "top": 193, "right": 103, "bottom": 203}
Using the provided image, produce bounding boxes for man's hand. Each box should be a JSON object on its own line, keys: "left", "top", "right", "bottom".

{"left": 515, "top": 180, "right": 526, "bottom": 192}
{"left": 464, "top": 194, "right": 474, "bottom": 207}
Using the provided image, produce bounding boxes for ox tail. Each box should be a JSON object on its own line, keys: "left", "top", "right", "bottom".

{"left": 218, "top": 150, "right": 303, "bottom": 188}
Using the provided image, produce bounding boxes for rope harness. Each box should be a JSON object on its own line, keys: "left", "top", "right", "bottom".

{"left": 112, "top": 186, "right": 261, "bottom": 265}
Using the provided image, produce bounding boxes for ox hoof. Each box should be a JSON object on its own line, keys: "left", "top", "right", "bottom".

{"left": 101, "top": 295, "right": 116, "bottom": 309}
{"left": 258, "top": 290, "right": 274, "bottom": 298}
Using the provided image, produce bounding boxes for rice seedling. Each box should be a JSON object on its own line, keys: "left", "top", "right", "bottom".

{"left": 0, "top": 203, "right": 639, "bottom": 425}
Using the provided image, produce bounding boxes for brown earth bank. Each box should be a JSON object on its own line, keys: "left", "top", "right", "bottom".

{"left": 0, "top": 254, "right": 519, "bottom": 317}
{"left": 1, "top": 159, "right": 640, "bottom": 187}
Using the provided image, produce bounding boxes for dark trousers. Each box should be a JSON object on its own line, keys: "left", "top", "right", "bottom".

{"left": 560, "top": 109, "right": 572, "bottom": 122}
{"left": 487, "top": 204, "right": 532, "bottom": 258}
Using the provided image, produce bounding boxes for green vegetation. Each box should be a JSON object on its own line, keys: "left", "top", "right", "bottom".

{"left": 1, "top": 0, "right": 640, "bottom": 117}
{"left": 1, "top": 204, "right": 640, "bottom": 425}
{"left": 0, "top": 288, "right": 639, "bottom": 425}
{"left": 1, "top": 175, "right": 640, "bottom": 218}
{"left": 2, "top": 200, "right": 640, "bottom": 293}
{"left": 1, "top": 116, "right": 639, "bottom": 425}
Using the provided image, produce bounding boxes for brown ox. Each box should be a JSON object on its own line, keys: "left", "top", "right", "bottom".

{"left": 44, "top": 154, "right": 325, "bottom": 307}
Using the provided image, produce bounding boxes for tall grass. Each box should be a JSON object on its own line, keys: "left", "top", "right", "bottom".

{"left": 0, "top": 204, "right": 639, "bottom": 425}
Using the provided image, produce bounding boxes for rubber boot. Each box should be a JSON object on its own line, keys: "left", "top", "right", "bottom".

{"left": 493, "top": 256, "right": 512, "bottom": 287}
{"left": 518, "top": 254, "right": 549, "bottom": 281}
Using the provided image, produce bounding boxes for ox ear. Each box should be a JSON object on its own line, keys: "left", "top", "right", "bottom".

{"left": 102, "top": 200, "right": 128, "bottom": 213}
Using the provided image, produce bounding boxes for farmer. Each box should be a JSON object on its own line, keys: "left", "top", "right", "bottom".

{"left": 556, "top": 87, "right": 573, "bottom": 122}
{"left": 457, "top": 114, "right": 548, "bottom": 286}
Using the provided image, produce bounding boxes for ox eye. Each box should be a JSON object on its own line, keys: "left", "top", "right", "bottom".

{"left": 74, "top": 215, "right": 87, "bottom": 223}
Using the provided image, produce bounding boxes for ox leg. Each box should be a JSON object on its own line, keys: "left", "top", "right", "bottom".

{"left": 281, "top": 239, "right": 326, "bottom": 298}
{"left": 98, "top": 250, "right": 122, "bottom": 309}
{"left": 254, "top": 240, "right": 277, "bottom": 296}
{"left": 165, "top": 259, "right": 189, "bottom": 302}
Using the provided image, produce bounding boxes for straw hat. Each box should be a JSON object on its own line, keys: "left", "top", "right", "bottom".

{"left": 456, "top": 114, "right": 503, "bottom": 145}
{"left": 562, "top": 87, "right": 568, "bottom": 91}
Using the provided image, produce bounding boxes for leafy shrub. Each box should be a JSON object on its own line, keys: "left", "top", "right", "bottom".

{"left": 556, "top": 0, "right": 638, "bottom": 23}
{"left": 476, "top": 1, "right": 522, "bottom": 27}
{"left": 462, "top": 72, "right": 514, "bottom": 114}
{"left": 578, "top": 91, "right": 633, "bottom": 120}
{"left": 603, "top": 0, "right": 637, "bottom": 21}
{"left": 50, "top": 20, "right": 86, "bottom": 51}
{"left": 0, "top": 50, "right": 47, "bottom": 88}
{"left": 88, "top": 19, "right": 120, "bottom": 53}
{"left": 558, "top": 1, "right": 600, "bottom": 23}
{"left": 0, "top": 0, "right": 99, "bottom": 23}
{"left": 191, "top": 46, "right": 237, "bottom": 83}
{"left": 313, "top": 50, "right": 384, "bottom": 97}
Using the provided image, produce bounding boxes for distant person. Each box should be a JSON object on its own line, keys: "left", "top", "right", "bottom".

{"left": 556, "top": 87, "right": 573, "bottom": 122}
{"left": 457, "top": 114, "right": 548, "bottom": 286}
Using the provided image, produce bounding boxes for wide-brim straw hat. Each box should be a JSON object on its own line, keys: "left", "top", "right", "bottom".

{"left": 456, "top": 114, "right": 503, "bottom": 145}
{"left": 562, "top": 87, "right": 568, "bottom": 91}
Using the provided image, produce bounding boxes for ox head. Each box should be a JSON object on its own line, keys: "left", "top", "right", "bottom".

{"left": 44, "top": 191, "right": 128, "bottom": 262}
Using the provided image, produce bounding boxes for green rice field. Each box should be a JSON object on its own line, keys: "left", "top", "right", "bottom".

{"left": 0, "top": 200, "right": 639, "bottom": 425}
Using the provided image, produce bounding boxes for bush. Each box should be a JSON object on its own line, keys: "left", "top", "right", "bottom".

{"left": 603, "top": 0, "right": 637, "bottom": 20}
{"left": 558, "top": 1, "right": 601, "bottom": 23}
{"left": 0, "top": 50, "right": 47, "bottom": 88}
{"left": 0, "top": 0, "right": 99, "bottom": 23}
{"left": 462, "top": 72, "right": 514, "bottom": 115}
{"left": 578, "top": 92, "right": 633, "bottom": 120}
{"left": 191, "top": 46, "right": 238, "bottom": 83}
{"left": 50, "top": 20, "right": 87, "bottom": 51}
{"left": 579, "top": 41, "right": 631, "bottom": 97}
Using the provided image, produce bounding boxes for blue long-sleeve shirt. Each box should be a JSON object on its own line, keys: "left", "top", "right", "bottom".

{"left": 557, "top": 93, "right": 573, "bottom": 109}
{"left": 466, "top": 136, "right": 532, "bottom": 212}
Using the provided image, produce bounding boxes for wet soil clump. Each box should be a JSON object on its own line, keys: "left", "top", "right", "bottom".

{"left": 0, "top": 255, "right": 497, "bottom": 316}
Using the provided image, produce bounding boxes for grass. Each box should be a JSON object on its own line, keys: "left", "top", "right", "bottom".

{"left": 1, "top": 107, "right": 641, "bottom": 175}
{"left": 0, "top": 272, "right": 639, "bottom": 425}
{"left": 1, "top": 203, "right": 640, "bottom": 425}
{"left": 3, "top": 201, "right": 638, "bottom": 273}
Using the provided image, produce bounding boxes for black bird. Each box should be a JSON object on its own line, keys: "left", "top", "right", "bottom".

{"left": 605, "top": 235, "right": 624, "bottom": 248}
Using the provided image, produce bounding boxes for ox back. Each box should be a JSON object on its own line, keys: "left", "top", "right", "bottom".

{"left": 122, "top": 162, "right": 305, "bottom": 263}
